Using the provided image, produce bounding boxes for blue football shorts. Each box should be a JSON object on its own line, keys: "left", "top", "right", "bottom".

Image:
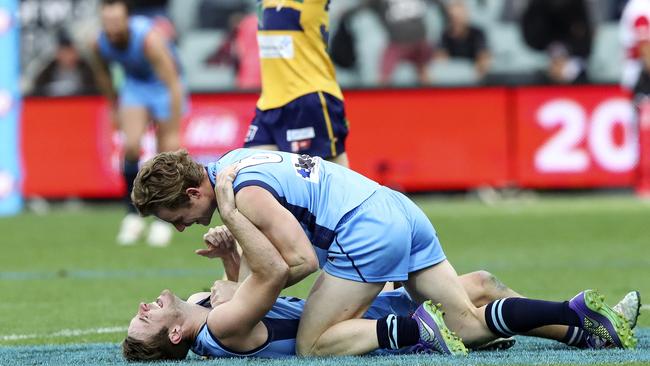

{"left": 119, "top": 77, "right": 188, "bottom": 122}
{"left": 323, "top": 186, "right": 447, "bottom": 283}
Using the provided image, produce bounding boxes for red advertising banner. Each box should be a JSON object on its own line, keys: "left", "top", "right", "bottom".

{"left": 20, "top": 85, "right": 639, "bottom": 197}
{"left": 514, "top": 86, "right": 637, "bottom": 188}
{"left": 344, "top": 88, "right": 511, "bottom": 191}
{"left": 22, "top": 97, "right": 120, "bottom": 197}
{"left": 22, "top": 94, "right": 257, "bottom": 198}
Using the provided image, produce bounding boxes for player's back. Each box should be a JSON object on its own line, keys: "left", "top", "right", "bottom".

{"left": 256, "top": 0, "right": 343, "bottom": 110}
{"left": 206, "top": 149, "right": 380, "bottom": 256}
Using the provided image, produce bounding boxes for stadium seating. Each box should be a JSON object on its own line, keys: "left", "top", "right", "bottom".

{"left": 588, "top": 23, "right": 623, "bottom": 84}
{"left": 177, "top": 30, "right": 235, "bottom": 91}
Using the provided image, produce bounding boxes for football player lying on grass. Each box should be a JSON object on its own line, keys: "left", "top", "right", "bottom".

{"left": 122, "top": 222, "right": 641, "bottom": 361}
{"left": 124, "top": 163, "right": 640, "bottom": 361}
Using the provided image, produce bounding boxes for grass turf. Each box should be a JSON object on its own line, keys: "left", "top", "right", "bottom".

{"left": 0, "top": 194, "right": 648, "bottom": 364}
{"left": 1, "top": 330, "right": 649, "bottom": 366}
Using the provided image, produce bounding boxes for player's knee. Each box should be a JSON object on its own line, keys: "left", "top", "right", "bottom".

{"left": 295, "top": 339, "right": 317, "bottom": 357}
{"left": 157, "top": 135, "right": 181, "bottom": 153}
{"left": 473, "top": 270, "right": 496, "bottom": 288}
{"left": 463, "top": 270, "right": 498, "bottom": 307}
{"left": 124, "top": 145, "right": 140, "bottom": 161}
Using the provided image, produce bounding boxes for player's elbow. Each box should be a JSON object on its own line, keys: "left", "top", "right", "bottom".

{"left": 304, "top": 255, "right": 319, "bottom": 274}
{"left": 268, "top": 261, "right": 290, "bottom": 285}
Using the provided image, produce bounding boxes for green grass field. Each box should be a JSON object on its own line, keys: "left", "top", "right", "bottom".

{"left": 0, "top": 194, "right": 648, "bottom": 365}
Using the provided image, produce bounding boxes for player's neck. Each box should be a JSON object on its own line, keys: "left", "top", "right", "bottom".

{"left": 185, "top": 303, "right": 211, "bottom": 341}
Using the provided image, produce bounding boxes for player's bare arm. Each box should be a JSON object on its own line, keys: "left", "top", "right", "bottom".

{"left": 235, "top": 185, "right": 319, "bottom": 287}
{"left": 88, "top": 39, "right": 118, "bottom": 109}
{"left": 144, "top": 30, "right": 182, "bottom": 125}
{"left": 197, "top": 225, "right": 240, "bottom": 281}
{"left": 205, "top": 165, "right": 289, "bottom": 350}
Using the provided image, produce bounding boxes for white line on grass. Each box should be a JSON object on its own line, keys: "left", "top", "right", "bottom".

{"left": 0, "top": 326, "right": 127, "bottom": 341}
{"left": 642, "top": 304, "right": 650, "bottom": 311}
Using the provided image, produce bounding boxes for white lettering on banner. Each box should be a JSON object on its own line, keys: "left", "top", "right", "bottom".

{"left": 0, "top": 90, "right": 12, "bottom": 117}
{"left": 184, "top": 114, "right": 238, "bottom": 148}
{"left": 535, "top": 99, "right": 589, "bottom": 173}
{"left": 258, "top": 35, "right": 294, "bottom": 59}
{"left": 535, "top": 98, "right": 638, "bottom": 174}
{"left": 0, "top": 171, "right": 14, "bottom": 199}
{"left": 588, "top": 99, "right": 638, "bottom": 172}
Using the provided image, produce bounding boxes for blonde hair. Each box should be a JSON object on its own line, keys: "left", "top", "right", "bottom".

{"left": 131, "top": 150, "right": 205, "bottom": 216}
{"left": 122, "top": 327, "right": 190, "bottom": 362}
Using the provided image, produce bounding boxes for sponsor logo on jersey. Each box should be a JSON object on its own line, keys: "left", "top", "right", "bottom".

{"left": 290, "top": 139, "right": 311, "bottom": 152}
{"left": 258, "top": 35, "right": 295, "bottom": 59}
{"left": 286, "top": 127, "right": 316, "bottom": 142}
{"left": 292, "top": 154, "right": 320, "bottom": 183}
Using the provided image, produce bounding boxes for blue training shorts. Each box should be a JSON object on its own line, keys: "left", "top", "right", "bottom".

{"left": 323, "top": 187, "right": 447, "bottom": 283}
{"left": 243, "top": 92, "right": 349, "bottom": 159}
{"left": 120, "top": 77, "right": 188, "bottom": 121}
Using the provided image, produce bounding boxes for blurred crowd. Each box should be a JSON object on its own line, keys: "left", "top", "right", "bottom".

{"left": 20, "top": 0, "right": 635, "bottom": 95}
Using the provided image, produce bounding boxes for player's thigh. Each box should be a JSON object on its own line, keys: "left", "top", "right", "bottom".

{"left": 155, "top": 116, "right": 181, "bottom": 152}
{"left": 296, "top": 272, "right": 384, "bottom": 353}
{"left": 404, "top": 260, "right": 489, "bottom": 340}
{"left": 119, "top": 106, "right": 149, "bottom": 156}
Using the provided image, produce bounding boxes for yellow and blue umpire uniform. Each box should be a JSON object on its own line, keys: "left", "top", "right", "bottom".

{"left": 244, "top": 0, "right": 349, "bottom": 159}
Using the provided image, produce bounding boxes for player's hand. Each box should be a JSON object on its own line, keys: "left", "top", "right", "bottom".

{"left": 195, "top": 225, "right": 236, "bottom": 258}
{"left": 215, "top": 163, "right": 241, "bottom": 219}
{"left": 210, "top": 280, "right": 239, "bottom": 307}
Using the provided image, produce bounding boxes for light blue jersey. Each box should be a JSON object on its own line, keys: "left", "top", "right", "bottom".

{"left": 190, "top": 289, "right": 418, "bottom": 358}
{"left": 98, "top": 16, "right": 181, "bottom": 83}
{"left": 97, "top": 16, "right": 186, "bottom": 121}
{"left": 207, "top": 149, "right": 446, "bottom": 283}
{"left": 206, "top": 149, "right": 380, "bottom": 261}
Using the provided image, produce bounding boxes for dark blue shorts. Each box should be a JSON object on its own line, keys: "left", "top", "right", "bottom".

{"left": 243, "top": 92, "right": 349, "bottom": 159}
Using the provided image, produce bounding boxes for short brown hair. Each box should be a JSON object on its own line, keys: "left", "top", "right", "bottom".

{"left": 131, "top": 150, "right": 205, "bottom": 216}
{"left": 101, "top": 0, "right": 129, "bottom": 12}
{"left": 122, "top": 327, "right": 190, "bottom": 362}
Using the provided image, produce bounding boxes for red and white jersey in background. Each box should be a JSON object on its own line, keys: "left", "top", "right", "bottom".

{"left": 620, "top": 0, "right": 650, "bottom": 90}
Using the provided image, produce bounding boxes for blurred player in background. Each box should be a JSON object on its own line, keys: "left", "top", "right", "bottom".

{"left": 244, "top": 0, "right": 350, "bottom": 167}
{"left": 90, "top": 0, "right": 187, "bottom": 246}
{"left": 620, "top": 0, "right": 650, "bottom": 197}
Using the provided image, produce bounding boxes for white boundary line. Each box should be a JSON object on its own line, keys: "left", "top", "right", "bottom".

{"left": 642, "top": 304, "right": 650, "bottom": 311}
{"left": 1, "top": 326, "right": 127, "bottom": 342}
